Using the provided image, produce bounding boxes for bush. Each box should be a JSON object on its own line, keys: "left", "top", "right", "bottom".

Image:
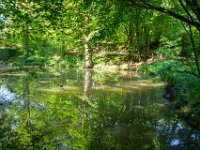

{"left": 46, "top": 55, "right": 84, "bottom": 67}
{"left": 63, "top": 55, "right": 83, "bottom": 67}
{"left": 0, "top": 48, "right": 19, "bottom": 60}
{"left": 12, "top": 56, "right": 48, "bottom": 66}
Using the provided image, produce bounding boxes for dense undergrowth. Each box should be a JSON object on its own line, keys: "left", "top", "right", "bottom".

{"left": 11, "top": 55, "right": 84, "bottom": 68}
{"left": 138, "top": 59, "right": 200, "bottom": 130}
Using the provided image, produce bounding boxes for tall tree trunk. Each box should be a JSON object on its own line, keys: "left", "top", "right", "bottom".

{"left": 144, "top": 24, "right": 150, "bottom": 60}
{"left": 180, "top": 3, "right": 200, "bottom": 77}
{"left": 24, "top": 0, "right": 29, "bottom": 58}
{"left": 24, "top": 20, "right": 29, "bottom": 58}
{"left": 84, "top": 37, "right": 93, "bottom": 68}
{"left": 188, "top": 25, "right": 200, "bottom": 77}
{"left": 135, "top": 19, "right": 142, "bottom": 61}
{"left": 127, "top": 23, "right": 133, "bottom": 60}
{"left": 60, "top": 39, "right": 64, "bottom": 58}
{"left": 83, "top": 15, "right": 93, "bottom": 68}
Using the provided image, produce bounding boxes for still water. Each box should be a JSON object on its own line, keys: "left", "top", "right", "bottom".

{"left": 0, "top": 68, "right": 199, "bottom": 150}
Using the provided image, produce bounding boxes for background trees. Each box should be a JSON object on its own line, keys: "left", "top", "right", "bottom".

{"left": 125, "top": 0, "right": 200, "bottom": 76}
{"left": 0, "top": 0, "right": 199, "bottom": 72}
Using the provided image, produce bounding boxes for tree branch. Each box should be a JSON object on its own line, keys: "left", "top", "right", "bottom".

{"left": 178, "top": 0, "right": 200, "bottom": 31}
{"left": 185, "top": 0, "right": 200, "bottom": 22}
{"left": 130, "top": 0, "right": 200, "bottom": 28}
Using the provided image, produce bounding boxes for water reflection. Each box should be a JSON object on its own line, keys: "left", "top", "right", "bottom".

{"left": 156, "top": 119, "right": 200, "bottom": 149}
{"left": 84, "top": 69, "right": 93, "bottom": 96}
{"left": 0, "top": 86, "right": 16, "bottom": 103}
{"left": 0, "top": 68, "right": 199, "bottom": 150}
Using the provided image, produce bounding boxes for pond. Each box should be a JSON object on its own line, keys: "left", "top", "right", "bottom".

{"left": 0, "top": 68, "right": 199, "bottom": 150}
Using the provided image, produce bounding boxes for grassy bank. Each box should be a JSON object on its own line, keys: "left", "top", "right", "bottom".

{"left": 138, "top": 59, "right": 200, "bottom": 130}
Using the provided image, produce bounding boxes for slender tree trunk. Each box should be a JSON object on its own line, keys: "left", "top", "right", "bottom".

{"left": 144, "top": 24, "right": 150, "bottom": 59}
{"left": 23, "top": 0, "right": 29, "bottom": 58}
{"left": 84, "top": 35, "right": 93, "bottom": 68}
{"left": 136, "top": 20, "right": 142, "bottom": 61}
{"left": 24, "top": 20, "right": 29, "bottom": 58}
{"left": 60, "top": 39, "right": 64, "bottom": 58}
{"left": 127, "top": 24, "right": 133, "bottom": 60}
{"left": 83, "top": 15, "right": 93, "bottom": 68}
{"left": 180, "top": 4, "right": 200, "bottom": 77}
{"left": 188, "top": 25, "right": 200, "bottom": 77}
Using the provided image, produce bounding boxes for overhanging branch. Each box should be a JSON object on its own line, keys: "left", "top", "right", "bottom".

{"left": 130, "top": 0, "right": 200, "bottom": 28}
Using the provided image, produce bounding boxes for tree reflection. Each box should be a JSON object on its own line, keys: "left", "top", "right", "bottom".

{"left": 0, "top": 69, "right": 199, "bottom": 149}
{"left": 83, "top": 69, "right": 93, "bottom": 97}
{"left": 23, "top": 76, "right": 31, "bottom": 127}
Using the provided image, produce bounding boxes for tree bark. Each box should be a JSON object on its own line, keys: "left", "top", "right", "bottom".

{"left": 83, "top": 15, "right": 93, "bottom": 68}
{"left": 84, "top": 37, "right": 93, "bottom": 68}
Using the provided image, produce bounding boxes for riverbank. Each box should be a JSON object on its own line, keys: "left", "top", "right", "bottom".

{"left": 138, "top": 59, "right": 200, "bottom": 131}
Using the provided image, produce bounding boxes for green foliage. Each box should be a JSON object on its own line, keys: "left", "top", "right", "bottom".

{"left": 12, "top": 56, "right": 48, "bottom": 66}
{"left": 63, "top": 55, "right": 84, "bottom": 67}
{"left": 46, "top": 55, "right": 84, "bottom": 67}
{"left": 156, "top": 42, "right": 182, "bottom": 58}
{"left": 0, "top": 48, "right": 19, "bottom": 60}
{"left": 139, "top": 59, "right": 200, "bottom": 127}
{"left": 167, "top": 73, "right": 200, "bottom": 126}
